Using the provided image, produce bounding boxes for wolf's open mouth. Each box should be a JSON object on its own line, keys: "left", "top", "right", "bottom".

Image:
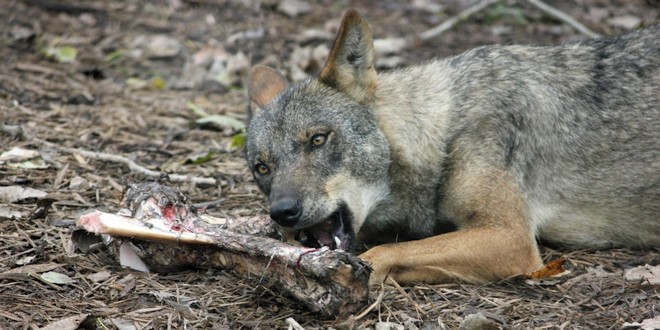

{"left": 296, "top": 205, "right": 354, "bottom": 251}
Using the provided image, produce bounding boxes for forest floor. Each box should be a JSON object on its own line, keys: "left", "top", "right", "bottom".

{"left": 1, "top": 0, "right": 658, "bottom": 329}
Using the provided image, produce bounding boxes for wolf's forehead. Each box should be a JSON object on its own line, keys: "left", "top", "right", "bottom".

{"left": 248, "top": 111, "right": 299, "bottom": 157}
{"left": 260, "top": 93, "right": 335, "bottom": 131}
{"left": 256, "top": 105, "right": 304, "bottom": 135}
{"left": 248, "top": 129, "right": 297, "bottom": 165}
{"left": 247, "top": 80, "right": 345, "bottom": 153}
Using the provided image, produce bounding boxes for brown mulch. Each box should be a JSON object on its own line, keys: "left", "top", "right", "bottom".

{"left": 1, "top": 0, "right": 658, "bottom": 329}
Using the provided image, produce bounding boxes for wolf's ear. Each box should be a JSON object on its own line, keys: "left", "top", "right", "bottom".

{"left": 248, "top": 65, "right": 289, "bottom": 109}
{"left": 319, "top": 9, "right": 377, "bottom": 104}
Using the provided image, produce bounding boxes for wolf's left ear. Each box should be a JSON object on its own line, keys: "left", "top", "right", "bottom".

{"left": 248, "top": 65, "right": 289, "bottom": 109}
{"left": 320, "top": 9, "right": 377, "bottom": 104}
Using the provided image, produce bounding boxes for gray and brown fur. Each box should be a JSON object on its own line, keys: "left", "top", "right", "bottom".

{"left": 246, "top": 9, "right": 660, "bottom": 285}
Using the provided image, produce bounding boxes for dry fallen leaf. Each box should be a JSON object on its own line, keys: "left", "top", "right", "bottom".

{"left": 525, "top": 258, "right": 571, "bottom": 285}
{"left": 110, "top": 317, "right": 139, "bottom": 330}
{"left": 623, "top": 315, "right": 660, "bottom": 330}
{"left": 530, "top": 258, "right": 569, "bottom": 278}
{"left": 277, "top": 0, "right": 312, "bottom": 18}
{"left": 607, "top": 15, "right": 642, "bottom": 29}
{"left": 0, "top": 204, "right": 25, "bottom": 220}
{"left": 624, "top": 264, "right": 660, "bottom": 285}
{"left": 0, "top": 146, "right": 39, "bottom": 162}
{"left": 459, "top": 312, "right": 500, "bottom": 330}
{"left": 40, "top": 314, "right": 91, "bottom": 330}
{"left": 375, "top": 321, "right": 405, "bottom": 330}
{"left": 86, "top": 270, "right": 112, "bottom": 283}
{"left": 1, "top": 262, "right": 64, "bottom": 275}
{"left": 143, "top": 35, "right": 182, "bottom": 59}
{"left": 15, "top": 255, "right": 36, "bottom": 266}
{"left": 40, "top": 271, "right": 76, "bottom": 285}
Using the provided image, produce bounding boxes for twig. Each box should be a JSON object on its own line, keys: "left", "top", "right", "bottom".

{"left": 527, "top": 0, "right": 600, "bottom": 38}
{"left": 354, "top": 282, "right": 386, "bottom": 320}
{"left": 285, "top": 318, "right": 305, "bottom": 330}
{"left": 375, "top": 0, "right": 500, "bottom": 55}
{"left": 0, "top": 122, "right": 25, "bottom": 140}
{"left": 387, "top": 276, "right": 427, "bottom": 316}
{"left": 419, "top": 0, "right": 501, "bottom": 41}
{"left": 374, "top": 0, "right": 599, "bottom": 56}
{"left": 35, "top": 138, "right": 217, "bottom": 185}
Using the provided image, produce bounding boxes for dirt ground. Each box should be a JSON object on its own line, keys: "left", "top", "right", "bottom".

{"left": 1, "top": 0, "right": 659, "bottom": 329}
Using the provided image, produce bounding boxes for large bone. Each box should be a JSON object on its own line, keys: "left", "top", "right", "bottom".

{"left": 74, "top": 182, "right": 370, "bottom": 318}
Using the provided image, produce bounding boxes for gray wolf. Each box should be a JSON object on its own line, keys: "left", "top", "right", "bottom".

{"left": 245, "top": 9, "right": 659, "bottom": 285}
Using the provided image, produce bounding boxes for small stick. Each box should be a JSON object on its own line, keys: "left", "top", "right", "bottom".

{"left": 354, "top": 282, "right": 386, "bottom": 320}
{"left": 387, "top": 276, "right": 427, "bottom": 317}
{"left": 527, "top": 0, "right": 600, "bottom": 38}
{"left": 285, "top": 318, "right": 305, "bottom": 330}
{"left": 0, "top": 123, "right": 25, "bottom": 140}
{"left": 374, "top": 0, "right": 500, "bottom": 54}
{"left": 375, "top": 0, "right": 500, "bottom": 55}
{"left": 36, "top": 138, "right": 217, "bottom": 185}
{"left": 419, "top": 0, "right": 501, "bottom": 41}
{"left": 374, "top": 0, "right": 600, "bottom": 56}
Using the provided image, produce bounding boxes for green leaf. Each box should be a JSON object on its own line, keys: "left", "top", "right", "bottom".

{"left": 149, "top": 76, "right": 166, "bottom": 90}
{"left": 44, "top": 46, "right": 78, "bottom": 63}
{"left": 184, "top": 151, "right": 215, "bottom": 165}
{"left": 186, "top": 101, "right": 209, "bottom": 117}
{"left": 188, "top": 101, "right": 245, "bottom": 130}
{"left": 483, "top": 4, "right": 528, "bottom": 25}
{"left": 211, "top": 72, "right": 232, "bottom": 86}
{"left": 104, "top": 49, "right": 124, "bottom": 62}
{"left": 231, "top": 132, "right": 246, "bottom": 148}
{"left": 196, "top": 115, "right": 245, "bottom": 130}
{"left": 126, "top": 77, "right": 148, "bottom": 89}
{"left": 7, "top": 159, "right": 49, "bottom": 169}
{"left": 161, "top": 159, "right": 184, "bottom": 172}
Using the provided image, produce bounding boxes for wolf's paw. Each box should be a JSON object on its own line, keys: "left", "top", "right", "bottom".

{"left": 359, "top": 245, "right": 394, "bottom": 286}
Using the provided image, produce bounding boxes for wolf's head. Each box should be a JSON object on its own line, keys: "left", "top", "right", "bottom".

{"left": 246, "top": 10, "right": 390, "bottom": 251}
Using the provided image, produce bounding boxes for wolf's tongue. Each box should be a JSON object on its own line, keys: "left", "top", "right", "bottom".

{"left": 308, "top": 218, "right": 334, "bottom": 247}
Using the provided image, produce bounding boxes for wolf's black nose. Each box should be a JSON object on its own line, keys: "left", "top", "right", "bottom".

{"left": 270, "top": 198, "right": 302, "bottom": 227}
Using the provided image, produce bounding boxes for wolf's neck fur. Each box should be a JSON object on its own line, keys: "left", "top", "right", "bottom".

{"left": 374, "top": 62, "right": 454, "bottom": 177}
{"left": 368, "top": 62, "right": 455, "bottom": 236}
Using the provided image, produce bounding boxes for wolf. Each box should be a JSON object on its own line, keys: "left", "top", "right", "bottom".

{"left": 245, "top": 9, "right": 659, "bottom": 285}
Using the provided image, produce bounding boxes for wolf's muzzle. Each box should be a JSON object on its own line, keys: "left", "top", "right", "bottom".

{"left": 269, "top": 197, "right": 302, "bottom": 227}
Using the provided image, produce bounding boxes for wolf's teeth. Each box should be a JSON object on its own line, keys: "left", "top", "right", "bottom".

{"left": 334, "top": 236, "right": 341, "bottom": 248}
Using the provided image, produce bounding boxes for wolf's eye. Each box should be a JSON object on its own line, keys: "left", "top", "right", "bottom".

{"left": 255, "top": 163, "right": 270, "bottom": 175}
{"left": 311, "top": 133, "right": 327, "bottom": 147}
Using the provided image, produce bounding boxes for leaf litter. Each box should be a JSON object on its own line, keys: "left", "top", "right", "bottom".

{"left": 0, "top": 0, "right": 658, "bottom": 328}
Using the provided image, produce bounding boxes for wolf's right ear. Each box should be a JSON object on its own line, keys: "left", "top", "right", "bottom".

{"left": 248, "top": 65, "right": 289, "bottom": 114}
{"left": 319, "top": 9, "right": 376, "bottom": 104}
